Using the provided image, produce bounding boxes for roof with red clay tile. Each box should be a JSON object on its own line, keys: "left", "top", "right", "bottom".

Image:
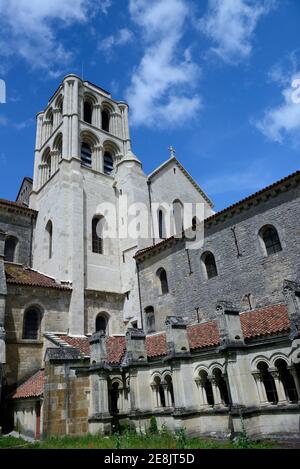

{"left": 187, "top": 321, "right": 220, "bottom": 350}
{"left": 5, "top": 264, "right": 71, "bottom": 291}
{"left": 240, "top": 304, "right": 290, "bottom": 341}
{"left": 146, "top": 333, "right": 168, "bottom": 359}
{"left": 11, "top": 370, "right": 44, "bottom": 400}
{"left": 106, "top": 336, "right": 126, "bottom": 364}
{"left": 60, "top": 335, "right": 91, "bottom": 356}
{"left": 0, "top": 198, "right": 37, "bottom": 216}
{"left": 44, "top": 304, "right": 290, "bottom": 366}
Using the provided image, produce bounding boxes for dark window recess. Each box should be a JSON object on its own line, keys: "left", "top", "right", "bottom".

{"left": 84, "top": 102, "right": 92, "bottom": 124}
{"left": 4, "top": 237, "right": 17, "bottom": 262}
{"left": 159, "top": 269, "right": 169, "bottom": 294}
{"left": 95, "top": 315, "right": 107, "bottom": 333}
{"left": 92, "top": 217, "right": 103, "bottom": 254}
{"left": 104, "top": 151, "right": 114, "bottom": 175}
{"left": 23, "top": 309, "right": 40, "bottom": 340}
{"left": 145, "top": 306, "right": 155, "bottom": 333}
{"left": 263, "top": 227, "right": 282, "bottom": 256}
{"left": 102, "top": 111, "right": 110, "bottom": 132}
{"left": 81, "top": 143, "right": 92, "bottom": 167}
{"left": 204, "top": 253, "right": 218, "bottom": 279}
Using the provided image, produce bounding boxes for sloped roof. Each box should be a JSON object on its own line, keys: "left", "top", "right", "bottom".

{"left": 0, "top": 198, "right": 37, "bottom": 215}
{"left": 146, "top": 333, "right": 168, "bottom": 359}
{"left": 106, "top": 336, "right": 127, "bottom": 364}
{"left": 240, "top": 304, "right": 290, "bottom": 340}
{"left": 187, "top": 321, "right": 220, "bottom": 350}
{"left": 5, "top": 264, "right": 71, "bottom": 291}
{"left": 11, "top": 370, "right": 44, "bottom": 400}
{"left": 59, "top": 335, "right": 91, "bottom": 356}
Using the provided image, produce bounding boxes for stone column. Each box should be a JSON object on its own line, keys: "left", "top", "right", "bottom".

{"left": 162, "top": 383, "right": 170, "bottom": 407}
{"left": 98, "top": 373, "right": 110, "bottom": 416}
{"left": 93, "top": 145, "right": 103, "bottom": 173}
{"left": 50, "top": 150, "right": 59, "bottom": 174}
{"left": 195, "top": 378, "right": 208, "bottom": 407}
{"left": 53, "top": 108, "right": 61, "bottom": 128}
{"left": 129, "top": 369, "right": 139, "bottom": 411}
{"left": 150, "top": 383, "right": 158, "bottom": 409}
{"left": 289, "top": 366, "right": 300, "bottom": 402}
{"left": 209, "top": 376, "right": 222, "bottom": 406}
{"left": 270, "top": 369, "right": 288, "bottom": 404}
{"left": 252, "top": 372, "right": 269, "bottom": 405}
{"left": 94, "top": 104, "right": 101, "bottom": 128}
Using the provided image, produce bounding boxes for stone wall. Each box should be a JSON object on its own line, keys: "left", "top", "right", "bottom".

{"left": 0, "top": 205, "right": 34, "bottom": 266}
{"left": 43, "top": 353, "right": 90, "bottom": 438}
{"left": 138, "top": 183, "right": 300, "bottom": 327}
{"left": 5, "top": 285, "right": 70, "bottom": 386}
{"left": 85, "top": 290, "right": 125, "bottom": 335}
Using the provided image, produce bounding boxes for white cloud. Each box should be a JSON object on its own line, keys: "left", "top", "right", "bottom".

{"left": 100, "top": 0, "right": 112, "bottom": 14}
{"left": 255, "top": 77, "right": 300, "bottom": 144}
{"left": 199, "top": 0, "right": 275, "bottom": 64}
{"left": 126, "top": 0, "right": 201, "bottom": 127}
{"left": 0, "top": 0, "right": 105, "bottom": 74}
{"left": 98, "top": 28, "right": 133, "bottom": 57}
{"left": 255, "top": 51, "right": 300, "bottom": 144}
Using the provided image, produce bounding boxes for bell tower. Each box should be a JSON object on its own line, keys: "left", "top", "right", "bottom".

{"left": 30, "top": 74, "right": 147, "bottom": 335}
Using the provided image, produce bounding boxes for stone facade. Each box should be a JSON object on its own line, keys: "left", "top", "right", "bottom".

{"left": 0, "top": 75, "right": 300, "bottom": 441}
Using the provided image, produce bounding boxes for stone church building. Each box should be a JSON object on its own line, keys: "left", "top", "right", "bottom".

{"left": 0, "top": 75, "right": 300, "bottom": 440}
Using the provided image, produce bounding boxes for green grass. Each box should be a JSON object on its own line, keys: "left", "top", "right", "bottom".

{"left": 0, "top": 431, "right": 279, "bottom": 450}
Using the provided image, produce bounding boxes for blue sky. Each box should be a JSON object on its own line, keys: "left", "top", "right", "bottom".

{"left": 0, "top": 0, "right": 300, "bottom": 211}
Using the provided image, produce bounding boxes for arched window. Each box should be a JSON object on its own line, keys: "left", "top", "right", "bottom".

{"left": 257, "top": 362, "right": 278, "bottom": 404}
{"left": 92, "top": 216, "right": 104, "bottom": 254}
{"left": 158, "top": 209, "right": 165, "bottom": 239}
{"left": 84, "top": 101, "right": 93, "bottom": 124}
{"left": 145, "top": 306, "right": 155, "bottom": 334}
{"left": 275, "top": 359, "right": 298, "bottom": 403}
{"left": 46, "top": 220, "right": 53, "bottom": 259}
{"left": 4, "top": 236, "right": 18, "bottom": 263}
{"left": 23, "top": 308, "right": 41, "bottom": 340}
{"left": 259, "top": 225, "right": 282, "bottom": 256}
{"left": 201, "top": 252, "right": 218, "bottom": 279}
{"left": 81, "top": 142, "right": 92, "bottom": 167}
{"left": 173, "top": 199, "right": 184, "bottom": 234}
{"left": 95, "top": 313, "right": 108, "bottom": 334}
{"left": 102, "top": 110, "right": 110, "bottom": 132}
{"left": 103, "top": 151, "right": 114, "bottom": 175}
{"left": 157, "top": 268, "right": 169, "bottom": 295}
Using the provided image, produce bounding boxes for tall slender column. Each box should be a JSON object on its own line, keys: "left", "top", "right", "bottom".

{"left": 289, "top": 366, "right": 300, "bottom": 402}
{"left": 195, "top": 378, "right": 208, "bottom": 407}
{"left": 252, "top": 372, "right": 268, "bottom": 405}
{"left": 162, "top": 384, "right": 170, "bottom": 407}
{"left": 270, "top": 370, "right": 288, "bottom": 404}
{"left": 209, "top": 377, "right": 222, "bottom": 406}
{"left": 98, "top": 373, "right": 110, "bottom": 416}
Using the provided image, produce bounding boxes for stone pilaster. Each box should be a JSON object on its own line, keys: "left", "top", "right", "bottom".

{"left": 216, "top": 301, "right": 244, "bottom": 349}
{"left": 283, "top": 280, "right": 300, "bottom": 339}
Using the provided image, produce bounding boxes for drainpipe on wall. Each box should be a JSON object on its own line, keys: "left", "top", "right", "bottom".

{"left": 29, "top": 214, "right": 35, "bottom": 267}
{"left": 147, "top": 180, "right": 155, "bottom": 246}
{"left": 136, "top": 261, "right": 144, "bottom": 331}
